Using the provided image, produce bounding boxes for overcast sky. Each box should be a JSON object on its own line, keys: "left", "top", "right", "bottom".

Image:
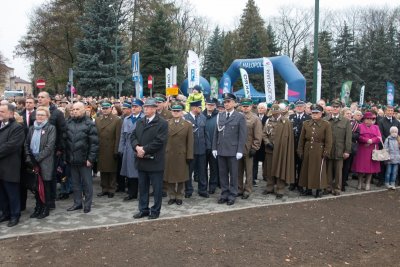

{"left": 0, "top": 0, "right": 397, "bottom": 81}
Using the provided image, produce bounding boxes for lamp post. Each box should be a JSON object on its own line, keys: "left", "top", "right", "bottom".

{"left": 312, "top": 0, "right": 320, "bottom": 103}
{"left": 109, "top": 3, "right": 118, "bottom": 98}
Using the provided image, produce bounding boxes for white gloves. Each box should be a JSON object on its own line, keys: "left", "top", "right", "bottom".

{"left": 236, "top": 153, "right": 243, "bottom": 160}
{"left": 212, "top": 150, "right": 218, "bottom": 158}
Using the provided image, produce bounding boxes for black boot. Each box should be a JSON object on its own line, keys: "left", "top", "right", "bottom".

{"left": 300, "top": 189, "right": 312, "bottom": 196}
{"left": 30, "top": 206, "right": 42, "bottom": 219}
{"left": 37, "top": 206, "right": 49, "bottom": 219}
{"left": 315, "top": 189, "right": 322, "bottom": 198}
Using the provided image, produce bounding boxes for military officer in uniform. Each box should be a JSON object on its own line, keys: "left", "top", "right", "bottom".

{"left": 95, "top": 101, "right": 122, "bottom": 198}
{"left": 288, "top": 100, "right": 311, "bottom": 191}
{"left": 184, "top": 100, "right": 209, "bottom": 198}
{"left": 237, "top": 98, "right": 262, "bottom": 199}
{"left": 154, "top": 93, "right": 172, "bottom": 197}
{"left": 212, "top": 93, "right": 247, "bottom": 205}
{"left": 297, "top": 104, "right": 332, "bottom": 198}
{"left": 164, "top": 103, "right": 193, "bottom": 205}
{"left": 262, "top": 104, "right": 295, "bottom": 199}
{"left": 154, "top": 93, "right": 173, "bottom": 120}
{"left": 324, "top": 100, "right": 352, "bottom": 196}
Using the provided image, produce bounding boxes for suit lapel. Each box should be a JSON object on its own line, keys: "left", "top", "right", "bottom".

{"left": 169, "top": 119, "right": 185, "bottom": 136}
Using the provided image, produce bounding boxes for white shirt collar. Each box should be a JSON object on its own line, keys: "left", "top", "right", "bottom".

{"left": 147, "top": 114, "right": 156, "bottom": 123}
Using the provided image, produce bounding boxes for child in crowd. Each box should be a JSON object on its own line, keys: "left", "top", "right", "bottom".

{"left": 383, "top": 126, "right": 400, "bottom": 189}
{"left": 185, "top": 85, "right": 205, "bottom": 112}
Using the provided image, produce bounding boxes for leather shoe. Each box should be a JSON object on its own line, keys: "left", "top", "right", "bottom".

{"left": 184, "top": 193, "right": 192, "bottom": 198}
{"left": 84, "top": 207, "right": 91, "bottom": 213}
{"left": 300, "top": 189, "right": 312, "bottom": 196}
{"left": 315, "top": 189, "right": 322, "bottom": 198}
{"left": 217, "top": 198, "right": 227, "bottom": 204}
{"left": 162, "top": 191, "right": 167, "bottom": 198}
{"left": 67, "top": 205, "right": 83, "bottom": 211}
{"left": 237, "top": 192, "right": 243, "bottom": 197}
{"left": 168, "top": 199, "right": 176, "bottom": 205}
{"left": 133, "top": 211, "right": 149, "bottom": 219}
{"left": 276, "top": 194, "right": 284, "bottom": 199}
{"left": 123, "top": 195, "right": 136, "bottom": 201}
{"left": 198, "top": 192, "right": 209, "bottom": 198}
{"left": 108, "top": 193, "right": 114, "bottom": 198}
{"left": 97, "top": 192, "right": 108, "bottom": 197}
{"left": 241, "top": 194, "right": 249, "bottom": 199}
{"left": 0, "top": 214, "right": 10, "bottom": 223}
{"left": 148, "top": 213, "right": 159, "bottom": 220}
{"left": 7, "top": 217, "right": 19, "bottom": 227}
{"left": 227, "top": 200, "right": 235, "bottom": 206}
{"left": 176, "top": 199, "right": 183, "bottom": 205}
{"left": 208, "top": 189, "right": 215, "bottom": 194}
{"left": 288, "top": 184, "right": 296, "bottom": 191}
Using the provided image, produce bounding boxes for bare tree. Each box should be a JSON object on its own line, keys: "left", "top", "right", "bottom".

{"left": 271, "top": 6, "right": 313, "bottom": 62}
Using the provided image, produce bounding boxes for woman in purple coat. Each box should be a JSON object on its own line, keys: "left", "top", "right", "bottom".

{"left": 351, "top": 112, "right": 382, "bottom": 190}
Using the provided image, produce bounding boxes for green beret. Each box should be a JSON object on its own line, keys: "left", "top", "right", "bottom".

{"left": 240, "top": 98, "right": 253, "bottom": 106}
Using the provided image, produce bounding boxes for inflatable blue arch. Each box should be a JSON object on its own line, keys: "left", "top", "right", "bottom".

{"left": 220, "top": 55, "right": 306, "bottom": 102}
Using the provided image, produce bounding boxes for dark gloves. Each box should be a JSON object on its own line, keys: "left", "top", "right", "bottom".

{"left": 248, "top": 148, "right": 257, "bottom": 157}
{"left": 266, "top": 143, "right": 274, "bottom": 150}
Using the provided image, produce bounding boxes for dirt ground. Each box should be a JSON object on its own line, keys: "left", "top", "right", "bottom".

{"left": 1, "top": 190, "right": 399, "bottom": 266}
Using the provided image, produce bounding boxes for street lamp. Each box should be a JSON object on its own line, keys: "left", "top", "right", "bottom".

{"left": 109, "top": 3, "right": 118, "bottom": 98}
{"left": 312, "top": 0, "right": 320, "bottom": 103}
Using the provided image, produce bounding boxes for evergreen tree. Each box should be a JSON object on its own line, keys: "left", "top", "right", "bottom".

{"left": 266, "top": 24, "right": 280, "bottom": 56}
{"left": 296, "top": 46, "right": 313, "bottom": 101}
{"left": 202, "top": 26, "right": 224, "bottom": 80}
{"left": 236, "top": 0, "right": 269, "bottom": 58}
{"left": 333, "top": 23, "right": 361, "bottom": 97}
{"left": 317, "top": 31, "right": 335, "bottom": 100}
{"left": 141, "top": 8, "right": 176, "bottom": 94}
{"left": 222, "top": 31, "right": 239, "bottom": 70}
{"left": 75, "top": 0, "right": 126, "bottom": 96}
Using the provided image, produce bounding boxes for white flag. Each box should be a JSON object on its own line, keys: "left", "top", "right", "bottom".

{"left": 317, "top": 61, "right": 322, "bottom": 101}
{"left": 165, "top": 68, "right": 171, "bottom": 89}
{"left": 284, "top": 83, "right": 288, "bottom": 100}
{"left": 187, "top": 50, "right": 200, "bottom": 93}
{"left": 171, "top": 66, "right": 177, "bottom": 86}
{"left": 360, "top": 85, "right": 365, "bottom": 106}
{"left": 263, "top": 57, "right": 275, "bottom": 103}
{"left": 240, "top": 68, "right": 251, "bottom": 98}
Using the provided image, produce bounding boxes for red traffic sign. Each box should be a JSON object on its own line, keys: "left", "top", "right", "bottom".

{"left": 36, "top": 79, "right": 46, "bottom": 89}
{"left": 148, "top": 75, "right": 153, "bottom": 89}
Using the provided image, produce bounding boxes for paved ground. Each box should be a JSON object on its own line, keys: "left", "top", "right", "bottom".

{"left": 0, "top": 171, "right": 386, "bottom": 240}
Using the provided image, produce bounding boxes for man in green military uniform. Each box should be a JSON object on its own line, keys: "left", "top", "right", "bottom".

{"left": 262, "top": 104, "right": 295, "bottom": 199}
{"left": 324, "top": 100, "right": 352, "bottom": 195}
{"left": 164, "top": 103, "right": 194, "bottom": 205}
{"left": 298, "top": 104, "right": 333, "bottom": 198}
{"left": 95, "top": 101, "right": 122, "bottom": 198}
{"left": 238, "top": 98, "right": 262, "bottom": 199}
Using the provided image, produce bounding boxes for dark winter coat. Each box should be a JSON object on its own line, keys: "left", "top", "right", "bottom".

{"left": 203, "top": 109, "right": 218, "bottom": 150}
{"left": 0, "top": 119, "right": 25, "bottom": 183}
{"left": 25, "top": 123, "right": 57, "bottom": 181}
{"left": 130, "top": 114, "right": 168, "bottom": 172}
{"left": 65, "top": 115, "right": 99, "bottom": 166}
{"left": 48, "top": 104, "right": 67, "bottom": 152}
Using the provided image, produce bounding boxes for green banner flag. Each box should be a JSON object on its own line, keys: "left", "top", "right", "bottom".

{"left": 340, "top": 81, "right": 352, "bottom": 105}
{"left": 210, "top": 77, "right": 219, "bottom": 99}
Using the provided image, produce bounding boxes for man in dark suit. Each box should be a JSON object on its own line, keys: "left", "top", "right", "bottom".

{"left": 19, "top": 96, "right": 36, "bottom": 211}
{"left": 0, "top": 104, "right": 25, "bottom": 227}
{"left": 20, "top": 96, "right": 36, "bottom": 133}
{"left": 288, "top": 100, "right": 311, "bottom": 191}
{"left": 184, "top": 100, "right": 209, "bottom": 198}
{"left": 212, "top": 93, "right": 247, "bottom": 205}
{"left": 131, "top": 98, "right": 168, "bottom": 220}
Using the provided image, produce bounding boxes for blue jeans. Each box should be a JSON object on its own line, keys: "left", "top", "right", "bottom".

{"left": 138, "top": 171, "right": 163, "bottom": 215}
{"left": 385, "top": 164, "right": 398, "bottom": 185}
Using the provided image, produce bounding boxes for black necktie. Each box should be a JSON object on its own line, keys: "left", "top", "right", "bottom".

{"left": 146, "top": 118, "right": 150, "bottom": 125}
{"left": 227, "top": 113, "right": 230, "bottom": 120}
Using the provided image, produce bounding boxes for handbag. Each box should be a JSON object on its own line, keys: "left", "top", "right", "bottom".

{"left": 372, "top": 140, "right": 390, "bottom": 161}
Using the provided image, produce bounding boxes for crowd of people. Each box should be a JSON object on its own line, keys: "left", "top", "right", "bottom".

{"left": 0, "top": 86, "right": 398, "bottom": 226}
